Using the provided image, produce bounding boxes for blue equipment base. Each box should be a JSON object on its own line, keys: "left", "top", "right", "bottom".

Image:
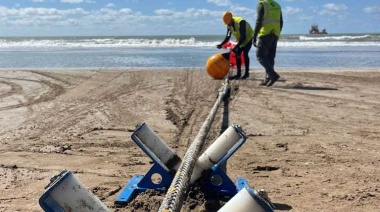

{"left": 116, "top": 166, "right": 248, "bottom": 205}
{"left": 116, "top": 124, "right": 249, "bottom": 204}
{"left": 201, "top": 125, "right": 248, "bottom": 197}
{"left": 202, "top": 166, "right": 248, "bottom": 197}
{"left": 115, "top": 163, "right": 173, "bottom": 204}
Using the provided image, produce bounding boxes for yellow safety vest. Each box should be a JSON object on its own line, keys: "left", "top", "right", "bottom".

{"left": 227, "top": 17, "right": 254, "bottom": 48}
{"left": 258, "top": 0, "right": 282, "bottom": 38}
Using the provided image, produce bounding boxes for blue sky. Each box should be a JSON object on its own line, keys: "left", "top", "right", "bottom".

{"left": 0, "top": 0, "right": 379, "bottom": 36}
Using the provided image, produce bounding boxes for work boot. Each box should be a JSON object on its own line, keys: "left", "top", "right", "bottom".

{"left": 241, "top": 72, "right": 249, "bottom": 79}
{"left": 260, "top": 78, "right": 270, "bottom": 86}
{"left": 266, "top": 75, "right": 280, "bottom": 87}
{"left": 228, "top": 74, "right": 241, "bottom": 80}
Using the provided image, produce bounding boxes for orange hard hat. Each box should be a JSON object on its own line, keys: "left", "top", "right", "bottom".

{"left": 222, "top": 11, "right": 233, "bottom": 25}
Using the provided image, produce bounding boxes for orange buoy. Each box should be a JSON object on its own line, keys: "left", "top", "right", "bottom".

{"left": 206, "top": 53, "right": 230, "bottom": 79}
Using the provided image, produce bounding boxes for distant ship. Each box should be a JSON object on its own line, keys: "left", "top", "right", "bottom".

{"left": 309, "top": 24, "right": 327, "bottom": 35}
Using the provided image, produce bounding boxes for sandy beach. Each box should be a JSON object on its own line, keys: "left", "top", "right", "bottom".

{"left": 0, "top": 68, "right": 379, "bottom": 212}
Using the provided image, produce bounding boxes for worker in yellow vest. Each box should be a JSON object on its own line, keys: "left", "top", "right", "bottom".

{"left": 217, "top": 12, "right": 254, "bottom": 80}
{"left": 253, "top": 0, "right": 283, "bottom": 87}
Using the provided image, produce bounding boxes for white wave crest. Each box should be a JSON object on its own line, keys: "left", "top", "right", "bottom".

{"left": 0, "top": 36, "right": 379, "bottom": 50}
{"left": 0, "top": 37, "right": 215, "bottom": 49}
{"left": 278, "top": 41, "right": 380, "bottom": 47}
{"left": 299, "top": 35, "right": 371, "bottom": 41}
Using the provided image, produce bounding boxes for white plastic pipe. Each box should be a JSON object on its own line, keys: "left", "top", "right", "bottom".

{"left": 49, "top": 172, "right": 108, "bottom": 212}
{"left": 218, "top": 187, "right": 269, "bottom": 212}
{"left": 134, "top": 123, "right": 181, "bottom": 171}
{"left": 190, "top": 125, "right": 241, "bottom": 183}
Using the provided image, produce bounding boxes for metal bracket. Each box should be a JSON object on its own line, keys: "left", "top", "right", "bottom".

{"left": 115, "top": 163, "right": 173, "bottom": 204}
{"left": 116, "top": 124, "right": 249, "bottom": 204}
{"left": 115, "top": 123, "right": 175, "bottom": 205}
{"left": 197, "top": 125, "right": 248, "bottom": 196}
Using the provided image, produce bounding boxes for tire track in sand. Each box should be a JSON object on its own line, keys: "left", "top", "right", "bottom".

{"left": 0, "top": 80, "right": 23, "bottom": 99}
{"left": 164, "top": 71, "right": 222, "bottom": 155}
{"left": 0, "top": 77, "right": 65, "bottom": 111}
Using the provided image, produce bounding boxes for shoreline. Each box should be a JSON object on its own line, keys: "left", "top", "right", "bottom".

{"left": 1, "top": 67, "right": 379, "bottom": 72}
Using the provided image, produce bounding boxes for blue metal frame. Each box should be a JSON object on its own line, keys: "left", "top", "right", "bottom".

{"left": 116, "top": 124, "right": 250, "bottom": 204}
{"left": 199, "top": 125, "right": 248, "bottom": 196}
{"left": 115, "top": 123, "right": 173, "bottom": 205}
{"left": 115, "top": 163, "right": 173, "bottom": 204}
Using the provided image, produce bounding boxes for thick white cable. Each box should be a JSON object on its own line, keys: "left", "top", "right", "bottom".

{"left": 158, "top": 79, "right": 230, "bottom": 212}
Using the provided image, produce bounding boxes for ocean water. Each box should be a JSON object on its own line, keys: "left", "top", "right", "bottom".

{"left": 0, "top": 34, "right": 379, "bottom": 69}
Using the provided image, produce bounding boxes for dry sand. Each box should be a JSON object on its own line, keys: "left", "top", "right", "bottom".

{"left": 0, "top": 68, "right": 379, "bottom": 212}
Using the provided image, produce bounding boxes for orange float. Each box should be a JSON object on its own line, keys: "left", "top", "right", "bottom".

{"left": 206, "top": 53, "right": 230, "bottom": 79}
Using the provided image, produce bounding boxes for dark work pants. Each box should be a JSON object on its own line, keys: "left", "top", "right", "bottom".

{"left": 236, "top": 39, "right": 253, "bottom": 75}
{"left": 256, "top": 33, "right": 280, "bottom": 80}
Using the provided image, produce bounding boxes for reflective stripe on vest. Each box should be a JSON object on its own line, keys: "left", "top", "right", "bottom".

{"left": 259, "top": 0, "right": 281, "bottom": 37}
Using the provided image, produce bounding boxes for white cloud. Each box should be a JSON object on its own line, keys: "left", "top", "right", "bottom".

{"left": 154, "top": 9, "right": 175, "bottom": 16}
{"left": 323, "top": 3, "right": 347, "bottom": 11}
{"left": 106, "top": 3, "right": 115, "bottom": 8}
{"left": 282, "top": 6, "right": 302, "bottom": 15}
{"left": 153, "top": 8, "right": 219, "bottom": 19}
{"left": 20, "top": 7, "right": 60, "bottom": 16}
{"left": 61, "top": 0, "right": 95, "bottom": 3}
{"left": 363, "top": 6, "right": 380, "bottom": 14}
{"left": 317, "top": 4, "right": 348, "bottom": 21}
{"left": 61, "top": 0, "right": 83, "bottom": 3}
{"left": 0, "top": 6, "right": 88, "bottom": 26}
{"left": 207, "top": 0, "right": 231, "bottom": 7}
{"left": 0, "top": 6, "right": 222, "bottom": 31}
{"left": 230, "top": 6, "right": 255, "bottom": 14}
{"left": 61, "top": 8, "right": 88, "bottom": 15}
{"left": 319, "top": 3, "right": 347, "bottom": 16}
{"left": 120, "top": 8, "right": 132, "bottom": 14}
{"left": 30, "top": 0, "right": 45, "bottom": 2}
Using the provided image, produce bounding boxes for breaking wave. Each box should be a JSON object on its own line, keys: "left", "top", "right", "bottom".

{"left": 0, "top": 34, "right": 379, "bottom": 50}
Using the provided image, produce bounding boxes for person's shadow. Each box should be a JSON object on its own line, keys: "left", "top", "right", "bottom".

{"left": 273, "top": 202, "right": 293, "bottom": 210}
{"left": 277, "top": 85, "right": 338, "bottom": 90}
